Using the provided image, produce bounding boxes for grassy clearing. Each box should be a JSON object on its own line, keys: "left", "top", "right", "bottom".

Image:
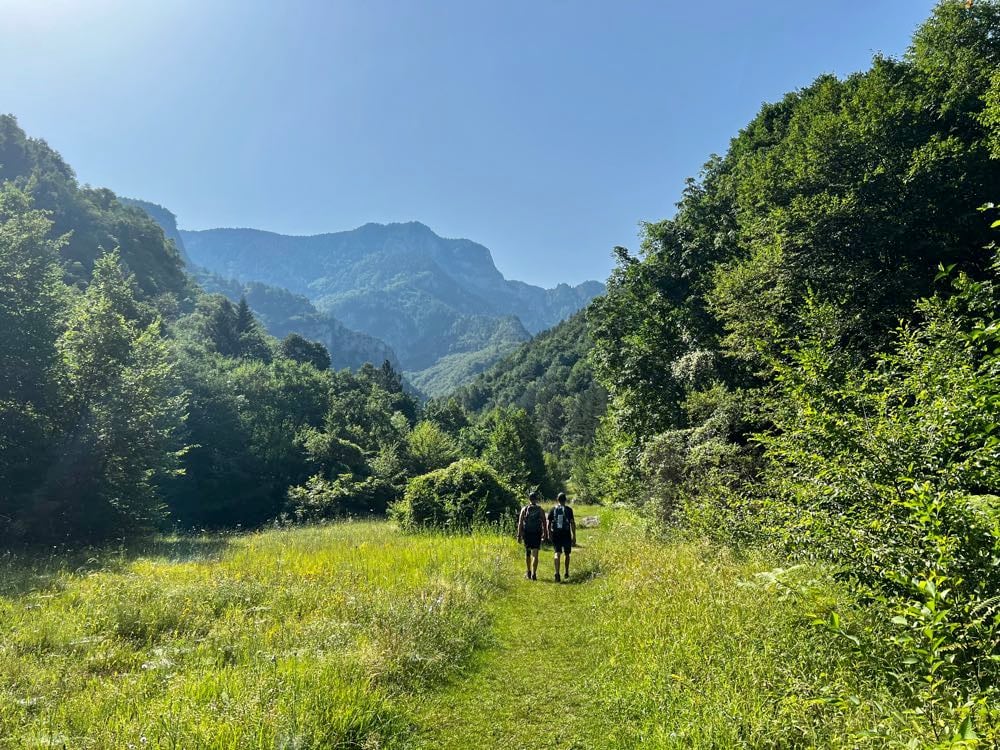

{"left": 410, "top": 508, "right": 905, "bottom": 749}
{"left": 409, "top": 505, "right": 610, "bottom": 749}
{"left": 0, "top": 523, "right": 509, "bottom": 749}
{"left": 2, "top": 510, "right": 917, "bottom": 748}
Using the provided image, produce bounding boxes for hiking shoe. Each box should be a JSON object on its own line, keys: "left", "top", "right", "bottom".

{"left": 525, "top": 572, "right": 531, "bottom": 580}
{"left": 531, "top": 572, "right": 537, "bottom": 580}
{"left": 554, "top": 572, "right": 561, "bottom": 582}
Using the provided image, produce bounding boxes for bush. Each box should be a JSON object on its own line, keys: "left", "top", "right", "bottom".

{"left": 393, "top": 459, "right": 518, "bottom": 531}
{"left": 285, "top": 474, "right": 396, "bottom": 522}
{"left": 757, "top": 277, "right": 1000, "bottom": 736}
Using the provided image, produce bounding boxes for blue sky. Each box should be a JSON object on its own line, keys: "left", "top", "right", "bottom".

{"left": 1, "top": 0, "right": 936, "bottom": 287}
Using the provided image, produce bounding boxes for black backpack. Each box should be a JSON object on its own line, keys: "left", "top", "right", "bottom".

{"left": 551, "top": 504, "right": 569, "bottom": 533}
{"left": 523, "top": 504, "right": 543, "bottom": 534}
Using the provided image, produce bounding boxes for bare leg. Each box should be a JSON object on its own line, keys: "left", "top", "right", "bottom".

{"left": 530, "top": 549, "right": 539, "bottom": 577}
{"left": 554, "top": 552, "right": 561, "bottom": 579}
{"left": 564, "top": 553, "right": 570, "bottom": 578}
{"left": 524, "top": 548, "right": 531, "bottom": 577}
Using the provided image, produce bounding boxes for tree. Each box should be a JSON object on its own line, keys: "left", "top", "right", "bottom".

{"left": 358, "top": 359, "right": 419, "bottom": 424}
{"left": 234, "top": 296, "right": 273, "bottom": 361}
{"left": 279, "top": 332, "right": 331, "bottom": 371}
{"left": 479, "top": 407, "right": 551, "bottom": 495}
{"left": 192, "top": 295, "right": 273, "bottom": 362}
{"left": 423, "top": 397, "right": 470, "bottom": 436}
{"left": 407, "top": 420, "right": 460, "bottom": 475}
{"left": 43, "top": 251, "right": 186, "bottom": 542}
{"left": 0, "top": 187, "right": 67, "bottom": 536}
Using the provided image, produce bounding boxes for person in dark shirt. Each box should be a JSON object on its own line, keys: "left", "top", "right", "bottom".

{"left": 547, "top": 492, "right": 576, "bottom": 582}
{"left": 516, "top": 491, "right": 547, "bottom": 580}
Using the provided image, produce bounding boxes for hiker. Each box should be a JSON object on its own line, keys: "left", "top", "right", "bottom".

{"left": 548, "top": 492, "right": 576, "bottom": 582}
{"left": 516, "top": 491, "right": 547, "bottom": 580}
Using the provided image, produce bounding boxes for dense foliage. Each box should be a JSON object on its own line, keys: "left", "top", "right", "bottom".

{"left": 392, "top": 458, "right": 518, "bottom": 530}
{"left": 580, "top": 1, "right": 1000, "bottom": 739}
{"left": 0, "top": 186, "right": 185, "bottom": 543}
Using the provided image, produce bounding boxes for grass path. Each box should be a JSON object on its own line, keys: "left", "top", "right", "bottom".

{"left": 411, "top": 507, "right": 612, "bottom": 749}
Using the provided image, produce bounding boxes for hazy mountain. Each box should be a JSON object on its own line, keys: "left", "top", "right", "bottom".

{"left": 121, "top": 200, "right": 400, "bottom": 374}
{"left": 180, "top": 222, "right": 604, "bottom": 372}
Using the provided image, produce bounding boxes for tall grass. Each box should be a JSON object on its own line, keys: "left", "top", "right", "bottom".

{"left": 586, "top": 511, "right": 915, "bottom": 748}
{"left": 0, "top": 522, "right": 508, "bottom": 749}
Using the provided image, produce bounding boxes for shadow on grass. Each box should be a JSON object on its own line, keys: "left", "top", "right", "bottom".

{"left": 0, "top": 535, "right": 232, "bottom": 599}
{"left": 535, "top": 559, "right": 603, "bottom": 586}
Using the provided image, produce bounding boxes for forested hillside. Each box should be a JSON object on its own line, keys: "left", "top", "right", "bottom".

{"left": 0, "top": 115, "right": 190, "bottom": 299}
{"left": 445, "top": 311, "right": 606, "bottom": 489}
{"left": 584, "top": 1, "right": 1000, "bottom": 505}
{"left": 120, "top": 198, "right": 190, "bottom": 263}
{"left": 194, "top": 270, "right": 401, "bottom": 372}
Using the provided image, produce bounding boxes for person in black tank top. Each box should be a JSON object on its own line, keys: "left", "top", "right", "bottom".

{"left": 547, "top": 492, "right": 576, "bottom": 582}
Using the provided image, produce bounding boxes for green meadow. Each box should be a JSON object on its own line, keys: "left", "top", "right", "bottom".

{"left": 0, "top": 509, "right": 929, "bottom": 749}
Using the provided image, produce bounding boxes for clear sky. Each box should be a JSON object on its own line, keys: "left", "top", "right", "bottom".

{"left": 1, "top": 0, "right": 937, "bottom": 288}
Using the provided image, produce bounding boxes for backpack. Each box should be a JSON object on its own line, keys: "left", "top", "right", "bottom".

{"left": 523, "top": 504, "right": 543, "bottom": 534}
{"left": 551, "top": 504, "right": 568, "bottom": 532}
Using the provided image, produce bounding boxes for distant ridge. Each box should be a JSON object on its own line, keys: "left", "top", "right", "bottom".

{"left": 180, "top": 222, "right": 604, "bottom": 392}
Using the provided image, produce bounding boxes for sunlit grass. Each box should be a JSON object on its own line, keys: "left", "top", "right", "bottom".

{"left": 1, "top": 510, "right": 937, "bottom": 749}
{"left": 0, "top": 522, "right": 509, "bottom": 749}
{"left": 585, "top": 510, "right": 908, "bottom": 748}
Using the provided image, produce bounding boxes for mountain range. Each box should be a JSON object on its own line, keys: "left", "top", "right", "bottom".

{"left": 178, "top": 222, "right": 604, "bottom": 394}
{"left": 122, "top": 199, "right": 400, "bottom": 373}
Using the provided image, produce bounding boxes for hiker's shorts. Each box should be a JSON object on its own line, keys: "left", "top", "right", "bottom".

{"left": 523, "top": 531, "right": 542, "bottom": 550}
{"left": 551, "top": 534, "right": 572, "bottom": 555}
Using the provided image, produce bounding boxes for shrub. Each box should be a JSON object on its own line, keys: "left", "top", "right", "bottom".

{"left": 758, "top": 274, "right": 1000, "bottom": 736}
{"left": 393, "top": 459, "right": 518, "bottom": 531}
{"left": 285, "top": 474, "right": 396, "bottom": 522}
{"left": 640, "top": 383, "right": 761, "bottom": 529}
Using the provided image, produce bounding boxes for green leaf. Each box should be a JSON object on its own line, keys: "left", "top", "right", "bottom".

{"left": 957, "top": 713, "right": 977, "bottom": 741}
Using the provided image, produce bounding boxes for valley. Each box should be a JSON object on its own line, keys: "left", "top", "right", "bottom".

{"left": 3, "top": 2, "right": 1000, "bottom": 745}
